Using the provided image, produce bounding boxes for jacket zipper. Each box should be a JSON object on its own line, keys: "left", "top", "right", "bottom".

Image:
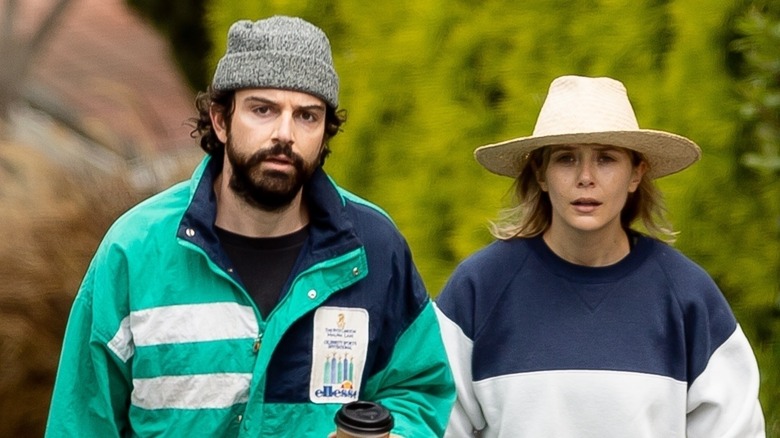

{"left": 253, "top": 332, "right": 263, "bottom": 354}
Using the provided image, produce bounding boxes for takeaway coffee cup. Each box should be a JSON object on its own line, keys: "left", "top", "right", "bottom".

{"left": 334, "top": 401, "right": 394, "bottom": 438}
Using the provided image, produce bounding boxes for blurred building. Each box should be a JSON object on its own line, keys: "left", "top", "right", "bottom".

{"left": 0, "top": 1, "right": 203, "bottom": 436}
{"left": 3, "top": 0, "right": 201, "bottom": 191}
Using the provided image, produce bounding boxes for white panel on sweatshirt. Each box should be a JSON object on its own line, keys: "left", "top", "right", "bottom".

{"left": 435, "top": 304, "right": 487, "bottom": 436}
{"left": 472, "top": 369, "right": 687, "bottom": 438}
{"left": 687, "top": 325, "right": 766, "bottom": 438}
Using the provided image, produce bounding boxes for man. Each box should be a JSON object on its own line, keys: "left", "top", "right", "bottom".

{"left": 46, "top": 16, "right": 454, "bottom": 437}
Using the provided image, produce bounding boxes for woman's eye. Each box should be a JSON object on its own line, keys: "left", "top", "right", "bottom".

{"left": 598, "top": 154, "right": 618, "bottom": 163}
{"left": 554, "top": 154, "right": 575, "bottom": 163}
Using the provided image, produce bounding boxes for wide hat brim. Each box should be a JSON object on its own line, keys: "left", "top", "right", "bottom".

{"left": 474, "top": 129, "right": 701, "bottom": 180}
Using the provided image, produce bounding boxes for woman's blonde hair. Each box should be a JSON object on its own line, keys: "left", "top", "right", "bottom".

{"left": 489, "top": 146, "right": 677, "bottom": 243}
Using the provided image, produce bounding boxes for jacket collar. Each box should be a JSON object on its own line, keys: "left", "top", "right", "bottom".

{"left": 178, "top": 154, "right": 363, "bottom": 271}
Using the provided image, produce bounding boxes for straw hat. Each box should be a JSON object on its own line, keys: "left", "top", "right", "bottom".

{"left": 474, "top": 75, "right": 701, "bottom": 179}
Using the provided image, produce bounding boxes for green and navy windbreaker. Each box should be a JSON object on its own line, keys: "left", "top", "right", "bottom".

{"left": 46, "top": 156, "right": 455, "bottom": 437}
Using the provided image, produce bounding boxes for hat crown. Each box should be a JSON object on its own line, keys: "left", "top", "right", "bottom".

{"left": 227, "top": 17, "right": 333, "bottom": 68}
{"left": 533, "top": 76, "right": 640, "bottom": 137}
{"left": 212, "top": 16, "right": 339, "bottom": 107}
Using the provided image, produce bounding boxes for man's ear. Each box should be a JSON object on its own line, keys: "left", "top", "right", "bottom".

{"left": 210, "top": 106, "right": 229, "bottom": 143}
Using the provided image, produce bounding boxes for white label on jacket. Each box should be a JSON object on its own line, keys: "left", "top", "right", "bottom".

{"left": 309, "top": 307, "right": 369, "bottom": 404}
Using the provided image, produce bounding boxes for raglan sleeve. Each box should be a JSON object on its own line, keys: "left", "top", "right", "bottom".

{"left": 45, "top": 245, "right": 133, "bottom": 437}
{"left": 434, "top": 267, "right": 485, "bottom": 437}
{"left": 680, "top": 268, "right": 766, "bottom": 437}
{"left": 360, "top": 239, "right": 456, "bottom": 438}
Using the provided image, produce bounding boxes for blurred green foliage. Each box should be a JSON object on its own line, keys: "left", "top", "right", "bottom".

{"left": 132, "top": 0, "right": 779, "bottom": 433}
{"left": 729, "top": 2, "right": 780, "bottom": 433}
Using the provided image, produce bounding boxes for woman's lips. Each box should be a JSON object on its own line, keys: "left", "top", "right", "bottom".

{"left": 571, "top": 198, "right": 601, "bottom": 213}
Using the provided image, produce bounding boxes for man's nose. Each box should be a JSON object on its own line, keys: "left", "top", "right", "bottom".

{"left": 273, "top": 112, "right": 295, "bottom": 145}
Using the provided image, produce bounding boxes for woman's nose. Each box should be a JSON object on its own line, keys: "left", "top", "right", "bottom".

{"left": 577, "top": 161, "right": 595, "bottom": 187}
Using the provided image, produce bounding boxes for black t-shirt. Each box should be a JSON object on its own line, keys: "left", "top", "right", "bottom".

{"left": 216, "top": 226, "right": 309, "bottom": 319}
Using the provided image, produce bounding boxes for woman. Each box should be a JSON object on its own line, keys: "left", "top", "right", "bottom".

{"left": 435, "top": 75, "right": 765, "bottom": 437}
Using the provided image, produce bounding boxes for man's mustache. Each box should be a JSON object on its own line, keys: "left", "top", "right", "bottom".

{"left": 245, "top": 142, "right": 303, "bottom": 168}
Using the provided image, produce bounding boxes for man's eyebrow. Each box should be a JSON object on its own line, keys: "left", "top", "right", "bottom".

{"left": 296, "top": 103, "right": 326, "bottom": 112}
{"left": 242, "top": 96, "right": 325, "bottom": 112}
{"left": 242, "top": 96, "right": 275, "bottom": 105}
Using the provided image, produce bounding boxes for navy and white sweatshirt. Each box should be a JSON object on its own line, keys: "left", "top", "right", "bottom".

{"left": 435, "top": 235, "right": 765, "bottom": 437}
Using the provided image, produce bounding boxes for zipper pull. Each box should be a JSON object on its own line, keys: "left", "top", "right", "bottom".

{"left": 253, "top": 333, "right": 263, "bottom": 354}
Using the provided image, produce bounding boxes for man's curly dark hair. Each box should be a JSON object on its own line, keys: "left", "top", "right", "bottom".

{"left": 189, "top": 86, "right": 346, "bottom": 166}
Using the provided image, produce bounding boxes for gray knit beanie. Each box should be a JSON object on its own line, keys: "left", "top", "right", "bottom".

{"left": 212, "top": 16, "right": 339, "bottom": 108}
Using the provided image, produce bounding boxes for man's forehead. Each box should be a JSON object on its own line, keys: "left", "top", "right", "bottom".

{"left": 236, "top": 88, "right": 326, "bottom": 107}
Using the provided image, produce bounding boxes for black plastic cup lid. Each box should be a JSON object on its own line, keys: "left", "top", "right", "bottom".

{"left": 334, "top": 401, "right": 394, "bottom": 433}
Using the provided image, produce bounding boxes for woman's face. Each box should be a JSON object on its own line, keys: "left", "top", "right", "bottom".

{"left": 538, "top": 144, "right": 646, "bottom": 238}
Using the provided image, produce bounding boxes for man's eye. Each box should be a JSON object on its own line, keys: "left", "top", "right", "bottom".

{"left": 253, "top": 106, "right": 271, "bottom": 114}
{"left": 299, "top": 112, "right": 319, "bottom": 122}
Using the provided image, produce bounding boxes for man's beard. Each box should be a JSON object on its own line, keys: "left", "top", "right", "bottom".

{"left": 225, "top": 135, "right": 319, "bottom": 212}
